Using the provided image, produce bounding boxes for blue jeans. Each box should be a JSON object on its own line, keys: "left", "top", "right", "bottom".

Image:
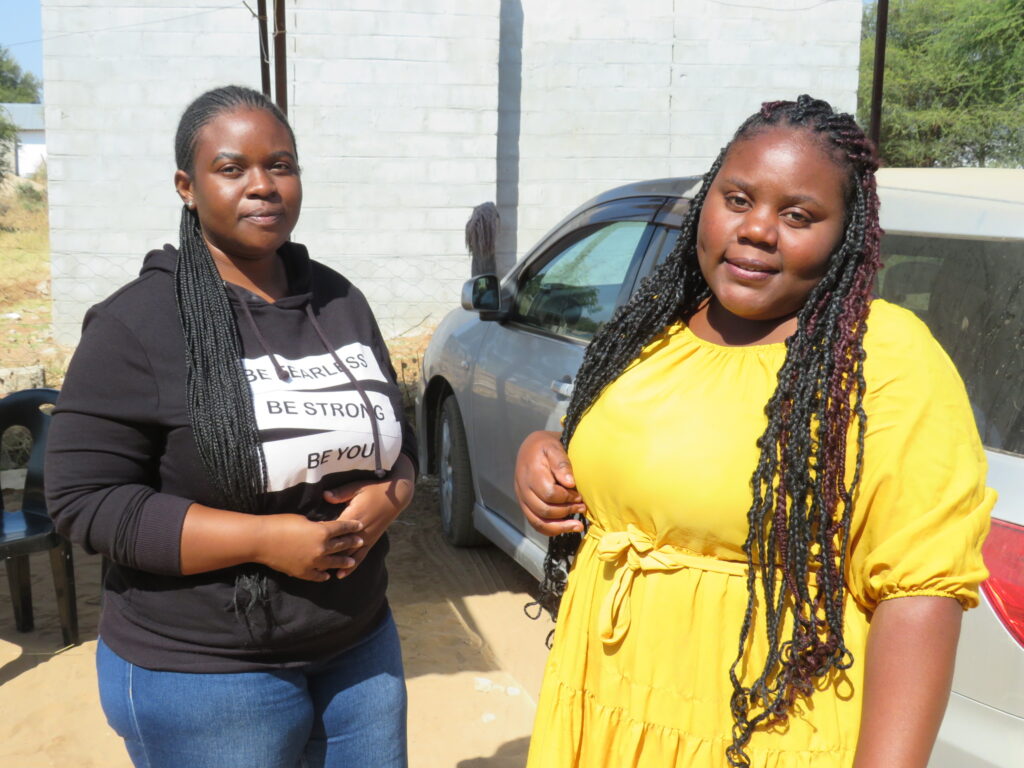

{"left": 97, "top": 612, "right": 407, "bottom": 768}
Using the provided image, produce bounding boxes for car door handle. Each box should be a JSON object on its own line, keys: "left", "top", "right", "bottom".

{"left": 550, "top": 378, "right": 574, "bottom": 398}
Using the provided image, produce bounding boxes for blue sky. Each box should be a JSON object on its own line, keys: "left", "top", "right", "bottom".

{"left": 2, "top": 0, "right": 44, "bottom": 82}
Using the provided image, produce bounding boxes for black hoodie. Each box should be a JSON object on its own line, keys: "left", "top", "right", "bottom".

{"left": 45, "top": 243, "right": 417, "bottom": 672}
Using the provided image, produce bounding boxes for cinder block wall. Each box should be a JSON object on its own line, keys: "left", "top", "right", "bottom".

{"left": 497, "top": 0, "right": 862, "bottom": 269}
{"left": 43, "top": 1, "right": 267, "bottom": 344}
{"left": 289, "top": 1, "right": 499, "bottom": 339}
{"left": 44, "top": 0, "right": 860, "bottom": 343}
{"left": 44, "top": 0, "right": 499, "bottom": 343}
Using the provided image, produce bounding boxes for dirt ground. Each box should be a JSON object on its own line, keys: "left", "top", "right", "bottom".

{"left": 0, "top": 477, "right": 555, "bottom": 768}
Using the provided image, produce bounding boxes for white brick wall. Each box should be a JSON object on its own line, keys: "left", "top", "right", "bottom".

{"left": 44, "top": 0, "right": 861, "bottom": 343}
{"left": 288, "top": 1, "right": 499, "bottom": 338}
{"left": 43, "top": 0, "right": 262, "bottom": 343}
{"left": 498, "top": 0, "right": 862, "bottom": 269}
{"left": 44, "top": 0, "right": 499, "bottom": 342}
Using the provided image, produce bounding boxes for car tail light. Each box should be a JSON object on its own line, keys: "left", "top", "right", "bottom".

{"left": 981, "top": 518, "right": 1024, "bottom": 648}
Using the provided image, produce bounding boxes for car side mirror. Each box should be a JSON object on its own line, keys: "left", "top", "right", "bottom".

{"left": 461, "top": 274, "right": 508, "bottom": 320}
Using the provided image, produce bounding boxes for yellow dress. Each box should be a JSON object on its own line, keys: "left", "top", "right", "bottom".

{"left": 526, "top": 300, "right": 994, "bottom": 768}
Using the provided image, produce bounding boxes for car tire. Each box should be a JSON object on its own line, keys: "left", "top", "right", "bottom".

{"left": 436, "top": 396, "right": 487, "bottom": 547}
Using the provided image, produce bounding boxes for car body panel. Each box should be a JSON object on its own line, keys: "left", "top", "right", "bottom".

{"left": 469, "top": 323, "right": 582, "bottom": 534}
{"left": 947, "top": 588, "right": 1024, "bottom": 717}
{"left": 876, "top": 167, "right": 1024, "bottom": 241}
{"left": 931, "top": 690, "right": 1024, "bottom": 768}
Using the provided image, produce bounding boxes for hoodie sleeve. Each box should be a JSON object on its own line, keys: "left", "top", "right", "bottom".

{"left": 45, "top": 307, "right": 191, "bottom": 575}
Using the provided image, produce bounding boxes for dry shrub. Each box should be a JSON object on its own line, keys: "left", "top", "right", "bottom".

{"left": 0, "top": 176, "right": 71, "bottom": 389}
{"left": 385, "top": 330, "right": 434, "bottom": 421}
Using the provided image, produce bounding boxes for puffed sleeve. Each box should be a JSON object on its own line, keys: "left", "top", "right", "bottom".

{"left": 846, "top": 304, "right": 995, "bottom": 612}
{"left": 45, "top": 306, "right": 192, "bottom": 575}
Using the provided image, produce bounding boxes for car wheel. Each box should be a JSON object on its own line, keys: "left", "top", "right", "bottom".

{"left": 436, "top": 396, "right": 486, "bottom": 547}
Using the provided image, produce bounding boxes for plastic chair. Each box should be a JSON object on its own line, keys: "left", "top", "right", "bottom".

{"left": 0, "top": 388, "right": 78, "bottom": 646}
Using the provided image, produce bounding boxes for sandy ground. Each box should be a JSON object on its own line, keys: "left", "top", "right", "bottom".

{"left": 0, "top": 477, "right": 555, "bottom": 768}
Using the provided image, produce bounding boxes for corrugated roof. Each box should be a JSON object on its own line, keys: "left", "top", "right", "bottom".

{"left": 0, "top": 103, "right": 44, "bottom": 131}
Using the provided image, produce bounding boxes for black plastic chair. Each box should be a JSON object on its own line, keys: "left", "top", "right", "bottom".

{"left": 0, "top": 388, "right": 78, "bottom": 646}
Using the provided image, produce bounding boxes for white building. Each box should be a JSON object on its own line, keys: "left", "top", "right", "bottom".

{"left": 42, "top": 0, "right": 863, "bottom": 343}
{"left": 1, "top": 102, "right": 46, "bottom": 178}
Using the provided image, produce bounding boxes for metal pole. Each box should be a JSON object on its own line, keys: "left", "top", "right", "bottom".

{"left": 273, "top": 0, "right": 287, "bottom": 116}
{"left": 258, "top": 0, "right": 271, "bottom": 97}
{"left": 868, "top": 0, "right": 889, "bottom": 152}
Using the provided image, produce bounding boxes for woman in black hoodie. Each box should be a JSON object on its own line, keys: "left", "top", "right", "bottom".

{"left": 45, "top": 85, "right": 417, "bottom": 768}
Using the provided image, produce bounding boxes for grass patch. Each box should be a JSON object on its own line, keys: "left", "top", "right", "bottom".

{"left": 0, "top": 172, "right": 72, "bottom": 391}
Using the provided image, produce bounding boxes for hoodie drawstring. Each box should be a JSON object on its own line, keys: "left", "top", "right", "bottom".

{"left": 305, "top": 304, "right": 387, "bottom": 479}
{"left": 227, "top": 283, "right": 291, "bottom": 382}
{"left": 228, "top": 283, "right": 388, "bottom": 480}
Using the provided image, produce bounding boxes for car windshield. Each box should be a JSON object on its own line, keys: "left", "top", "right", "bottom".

{"left": 876, "top": 234, "right": 1024, "bottom": 456}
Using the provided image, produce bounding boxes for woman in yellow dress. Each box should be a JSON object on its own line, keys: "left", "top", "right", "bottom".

{"left": 514, "top": 95, "right": 994, "bottom": 767}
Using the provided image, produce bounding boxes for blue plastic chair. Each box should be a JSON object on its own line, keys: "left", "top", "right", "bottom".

{"left": 1, "top": 388, "right": 79, "bottom": 646}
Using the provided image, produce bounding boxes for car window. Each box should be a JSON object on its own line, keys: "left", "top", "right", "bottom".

{"left": 877, "top": 234, "right": 1024, "bottom": 455}
{"left": 513, "top": 220, "right": 649, "bottom": 341}
{"left": 647, "top": 226, "right": 682, "bottom": 269}
{"left": 634, "top": 198, "right": 693, "bottom": 282}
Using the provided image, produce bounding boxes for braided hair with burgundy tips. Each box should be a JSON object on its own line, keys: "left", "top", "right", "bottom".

{"left": 540, "top": 95, "right": 883, "bottom": 766}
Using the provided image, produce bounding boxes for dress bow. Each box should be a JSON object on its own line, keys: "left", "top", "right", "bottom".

{"left": 594, "top": 524, "right": 691, "bottom": 646}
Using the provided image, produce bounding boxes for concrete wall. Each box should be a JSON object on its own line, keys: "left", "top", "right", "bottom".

{"left": 496, "top": 0, "right": 863, "bottom": 269}
{"left": 289, "top": 1, "right": 499, "bottom": 338}
{"left": 42, "top": 0, "right": 261, "bottom": 343}
{"left": 44, "top": 0, "right": 861, "bottom": 343}
{"left": 43, "top": 0, "right": 499, "bottom": 342}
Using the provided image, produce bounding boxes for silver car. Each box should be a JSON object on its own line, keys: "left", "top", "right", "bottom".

{"left": 415, "top": 171, "right": 1024, "bottom": 766}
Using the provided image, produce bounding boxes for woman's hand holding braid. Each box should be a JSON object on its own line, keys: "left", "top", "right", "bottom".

{"left": 514, "top": 430, "right": 588, "bottom": 537}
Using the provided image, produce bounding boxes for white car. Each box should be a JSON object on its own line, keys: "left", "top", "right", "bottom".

{"left": 416, "top": 169, "right": 1024, "bottom": 766}
{"left": 877, "top": 169, "right": 1024, "bottom": 767}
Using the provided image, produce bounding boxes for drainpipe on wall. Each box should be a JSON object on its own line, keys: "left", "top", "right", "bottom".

{"left": 258, "top": 0, "right": 271, "bottom": 98}
{"left": 274, "top": 0, "right": 287, "bottom": 116}
{"left": 868, "top": 0, "right": 889, "bottom": 155}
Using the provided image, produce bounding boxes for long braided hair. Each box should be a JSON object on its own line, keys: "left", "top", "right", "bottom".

{"left": 541, "top": 95, "right": 882, "bottom": 765}
{"left": 173, "top": 85, "right": 298, "bottom": 622}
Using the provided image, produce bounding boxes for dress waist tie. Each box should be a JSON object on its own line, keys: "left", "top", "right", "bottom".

{"left": 587, "top": 522, "right": 748, "bottom": 647}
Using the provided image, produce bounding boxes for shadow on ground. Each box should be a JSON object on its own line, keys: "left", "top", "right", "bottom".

{"left": 458, "top": 736, "right": 532, "bottom": 767}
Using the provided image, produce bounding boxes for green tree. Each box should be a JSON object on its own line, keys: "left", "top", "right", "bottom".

{"left": 0, "top": 108, "right": 16, "bottom": 183}
{"left": 0, "top": 45, "right": 42, "bottom": 103}
{"left": 858, "top": 0, "right": 1024, "bottom": 167}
